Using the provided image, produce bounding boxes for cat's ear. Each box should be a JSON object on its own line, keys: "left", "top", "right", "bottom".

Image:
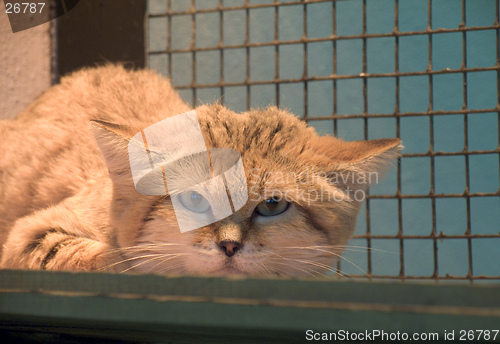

{"left": 90, "top": 120, "right": 135, "bottom": 176}
{"left": 309, "top": 136, "right": 402, "bottom": 181}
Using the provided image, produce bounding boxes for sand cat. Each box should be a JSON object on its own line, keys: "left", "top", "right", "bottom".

{"left": 0, "top": 65, "right": 401, "bottom": 276}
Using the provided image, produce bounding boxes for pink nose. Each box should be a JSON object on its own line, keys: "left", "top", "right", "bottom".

{"left": 219, "top": 241, "right": 241, "bottom": 257}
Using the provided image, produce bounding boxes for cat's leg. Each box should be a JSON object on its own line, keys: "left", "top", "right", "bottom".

{"left": 1, "top": 204, "right": 120, "bottom": 272}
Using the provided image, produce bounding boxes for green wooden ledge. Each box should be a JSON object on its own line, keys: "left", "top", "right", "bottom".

{"left": 0, "top": 270, "right": 499, "bottom": 343}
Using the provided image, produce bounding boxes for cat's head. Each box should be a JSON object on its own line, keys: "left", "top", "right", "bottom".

{"left": 92, "top": 104, "right": 401, "bottom": 276}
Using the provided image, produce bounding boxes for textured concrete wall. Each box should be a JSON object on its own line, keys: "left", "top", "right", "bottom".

{"left": 0, "top": 1, "right": 52, "bottom": 119}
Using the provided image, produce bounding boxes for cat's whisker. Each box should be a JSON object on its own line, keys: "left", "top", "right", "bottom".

{"left": 122, "top": 243, "right": 183, "bottom": 250}
{"left": 103, "top": 248, "right": 156, "bottom": 256}
{"left": 99, "top": 253, "right": 177, "bottom": 272}
{"left": 330, "top": 267, "right": 353, "bottom": 279}
{"left": 266, "top": 252, "right": 324, "bottom": 278}
{"left": 255, "top": 261, "right": 273, "bottom": 276}
{"left": 333, "top": 257, "right": 367, "bottom": 275}
{"left": 120, "top": 253, "right": 188, "bottom": 273}
{"left": 156, "top": 262, "right": 187, "bottom": 275}
{"left": 278, "top": 256, "right": 332, "bottom": 271}
{"left": 260, "top": 264, "right": 281, "bottom": 276}
{"left": 136, "top": 242, "right": 184, "bottom": 247}
{"left": 275, "top": 246, "right": 367, "bottom": 275}
{"left": 318, "top": 252, "right": 368, "bottom": 276}
{"left": 268, "top": 260, "right": 323, "bottom": 278}
{"left": 278, "top": 245, "right": 397, "bottom": 255}
{"left": 102, "top": 243, "right": 183, "bottom": 256}
{"left": 279, "top": 246, "right": 373, "bottom": 256}
{"left": 99, "top": 254, "right": 162, "bottom": 272}
{"left": 146, "top": 254, "right": 188, "bottom": 273}
{"left": 326, "top": 245, "right": 398, "bottom": 255}
{"left": 269, "top": 253, "right": 341, "bottom": 276}
{"left": 299, "top": 259, "right": 341, "bottom": 274}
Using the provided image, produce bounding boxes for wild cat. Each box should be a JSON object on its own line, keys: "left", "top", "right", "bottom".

{"left": 0, "top": 65, "right": 401, "bottom": 276}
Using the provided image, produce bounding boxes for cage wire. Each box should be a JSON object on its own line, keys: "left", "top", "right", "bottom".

{"left": 146, "top": 0, "right": 500, "bottom": 283}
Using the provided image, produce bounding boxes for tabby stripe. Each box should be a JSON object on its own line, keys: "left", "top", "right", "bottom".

{"left": 301, "top": 208, "right": 328, "bottom": 235}
{"left": 222, "top": 121, "right": 231, "bottom": 136}
{"left": 205, "top": 122, "right": 216, "bottom": 146}
{"left": 304, "top": 210, "right": 339, "bottom": 246}
{"left": 270, "top": 122, "right": 283, "bottom": 139}
{"left": 144, "top": 196, "right": 168, "bottom": 222}
{"left": 24, "top": 228, "right": 66, "bottom": 254}
{"left": 139, "top": 196, "right": 169, "bottom": 241}
{"left": 40, "top": 238, "right": 82, "bottom": 270}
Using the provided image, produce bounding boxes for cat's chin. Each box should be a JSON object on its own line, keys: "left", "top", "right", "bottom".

{"left": 209, "top": 266, "right": 248, "bottom": 276}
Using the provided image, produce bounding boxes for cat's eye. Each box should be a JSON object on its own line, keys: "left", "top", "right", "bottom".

{"left": 255, "top": 197, "right": 289, "bottom": 217}
{"left": 179, "top": 191, "right": 211, "bottom": 213}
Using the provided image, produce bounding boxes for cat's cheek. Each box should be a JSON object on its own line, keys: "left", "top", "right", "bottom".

{"left": 138, "top": 218, "right": 186, "bottom": 248}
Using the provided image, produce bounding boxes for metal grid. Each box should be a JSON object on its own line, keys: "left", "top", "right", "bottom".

{"left": 147, "top": 0, "right": 500, "bottom": 283}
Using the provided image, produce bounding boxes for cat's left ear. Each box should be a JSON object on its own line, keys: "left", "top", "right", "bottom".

{"left": 308, "top": 136, "right": 403, "bottom": 181}
{"left": 90, "top": 120, "right": 135, "bottom": 177}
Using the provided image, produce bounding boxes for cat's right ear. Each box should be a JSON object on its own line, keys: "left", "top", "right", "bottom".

{"left": 306, "top": 135, "right": 402, "bottom": 189}
{"left": 90, "top": 120, "right": 135, "bottom": 177}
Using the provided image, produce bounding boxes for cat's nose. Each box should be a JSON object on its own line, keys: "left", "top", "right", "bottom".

{"left": 219, "top": 240, "right": 241, "bottom": 257}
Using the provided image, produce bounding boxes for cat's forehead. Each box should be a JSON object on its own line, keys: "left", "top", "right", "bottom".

{"left": 196, "top": 104, "right": 315, "bottom": 154}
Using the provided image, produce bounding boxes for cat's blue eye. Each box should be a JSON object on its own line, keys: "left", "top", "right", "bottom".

{"left": 255, "top": 197, "right": 289, "bottom": 217}
{"left": 179, "top": 191, "right": 211, "bottom": 213}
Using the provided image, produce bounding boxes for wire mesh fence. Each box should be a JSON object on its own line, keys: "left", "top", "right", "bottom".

{"left": 146, "top": 0, "right": 500, "bottom": 283}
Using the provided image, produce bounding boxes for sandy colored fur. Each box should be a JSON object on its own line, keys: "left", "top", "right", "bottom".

{"left": 0, "top": 65, "right": 189, "bottom": 258}
{"left": 0, "top": 65, "right": 401, "bottom": 276}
